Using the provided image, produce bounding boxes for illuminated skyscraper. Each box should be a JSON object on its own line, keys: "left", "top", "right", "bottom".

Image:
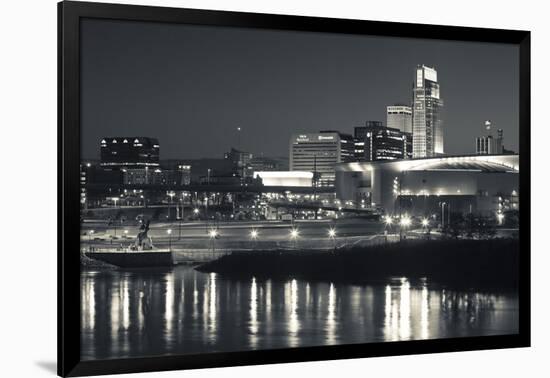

{"left": 412, "top": 65, "right": 444, "bottom": 158}
{"left": 387, "top": 105, "right": 412, "bottom": 133}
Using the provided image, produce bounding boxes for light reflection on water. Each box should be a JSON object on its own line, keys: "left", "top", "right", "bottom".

{"left": 80, "top": 266, "right": 518, "bottom": 361}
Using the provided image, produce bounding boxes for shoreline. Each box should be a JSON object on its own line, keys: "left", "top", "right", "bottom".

{"left": 196, "top": 238, "right": 520, "bottom": 290}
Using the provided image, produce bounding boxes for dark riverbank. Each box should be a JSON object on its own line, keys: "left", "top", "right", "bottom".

{"left": 196, "top": 238, "right": 520, "bottom": 289}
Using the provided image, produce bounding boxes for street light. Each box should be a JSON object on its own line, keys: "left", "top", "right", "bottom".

{"left": 167, "top": 228, "right": 172, "bottom": 251}
{"left": 384, "top": 215, "right": 393, "bottom": 227}
{"left": 328, "top": 227, "right": 336, "bottom": 251}
{"left": 209, "top": 228, "right": 218, "bottom": 255}
{"left": 440, "top": 202, "right": 447, "bottom": 228}
{"left": 250, "top": 229, "right": 258, "bottom": 248}
{"left": 421, "top": 218, "right": 429, "bottom": 227}
{"left": 400, "top": 215, "right": 411, "bottom": 241}
{"left": 168, "top": 191, "right": 175, "bottom": 219}
{"left": 290, "top": 228, "right": 299, "bottom": 248}
{"left": 250, "top": 229, "right": 258, "bottom": 240}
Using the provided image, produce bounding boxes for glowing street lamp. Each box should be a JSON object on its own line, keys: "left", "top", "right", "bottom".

{"left": 290, "top": 228, "right": 299, "bottom": 248}
{"left": 328, "top": 227, "right": 336, "bottom": 251}
{"left": 168, "top": 191, "right": 175, "bottom": 219}
{"left": 209, "top": 228, "right": 218, "bottom": 254}
{"left": 167, "top": 228, "right": 173, "bottom": 251}
{"left": 384, "top": 215, "right": 393, "bottom": 227}
{"left": 88, "top": 229, "right": 94, "bottom": 242}
{"left": 250, "top": 229, "right": 258, "bottom": 240}
{"left": 250, "top": 229, "right": 258, "bottom": 248}
{"left": 421, "top": 218, "right": 429, "bottom": 228}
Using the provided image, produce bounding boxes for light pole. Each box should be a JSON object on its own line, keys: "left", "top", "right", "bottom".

{"left": 421, "top": 218, "right": 429, "bottom": 238}
{"left": 290, "top": 228, "right": 299, "bottom": 249}
{"left": 168, "top": 191, "right": 175, "bottom": 219}
{"left": 178, "top": 193, "right": 185, "bottom": 240}
{"left": 400, "top": 215, "right": 411, "bottom": 241}
{"left": 237, "top": 127, "right": 242, "bottom": 149}
{"left": 209, "top": 228, "right": 218, "bottom": 257}
{"left": 88, "top": 230, "right": 95, "bottom": 252}
{"left": 328, "top": 227, "right": 336, "bottom": 252}
{"left": 384, "top": 215, "right": 393, "bottom": 242}
{"left": 167, "top": 229, "right": 172, "bottom": 252}
{"left": 250, "top": 229, "right": 258, "bottom": 249}
{"left": 440, "top": 202, "right": 447, "bottom": 229}
{"left": 421, "top": 218, "right": 429, "bottom": 229}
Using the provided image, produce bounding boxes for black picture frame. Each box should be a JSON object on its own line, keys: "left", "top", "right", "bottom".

{"left": 58, "top": 1, "right": 531, "bottom": 376}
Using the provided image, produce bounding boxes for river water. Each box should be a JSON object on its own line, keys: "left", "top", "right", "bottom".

{"left": 80, "top": 266, "right": 518, "bottom": 360}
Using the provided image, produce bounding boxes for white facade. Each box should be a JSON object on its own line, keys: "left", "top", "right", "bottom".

{"left": 254, "top": 171, "right": 313, "bottom": 187}
{"left": 289, "top": 132, "right": 354, "bottom": 186}
{"left": 387, "top": 105, "right": 412, "bottom": 133}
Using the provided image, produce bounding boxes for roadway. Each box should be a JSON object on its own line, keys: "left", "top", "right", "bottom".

{"left": 80, "top": 218, "right": 388, "bottom": 250}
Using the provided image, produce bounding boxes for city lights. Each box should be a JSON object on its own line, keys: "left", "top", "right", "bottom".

{"left": 290, "top": 228, "right": 299, "bottom": 239}
{"left": 421, "top": 218, "right": 429, "bottom": 227}
{"left": 328, "top": 228, "right": 336, "bottom": 239}
{"left": 384, "top": 216, "right": 393, "bottom": 226}
{"left": 209, "top": 229, "right": 218, "bottom": 239}
{"left": 400, "top": 216, "right": 411, "bottom": 227}
{"left": 250, "top": 229, "right": 258, "bottom": 240}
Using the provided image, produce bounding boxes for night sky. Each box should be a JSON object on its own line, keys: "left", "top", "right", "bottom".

{"left": 81, "top": 18, "right": 519, "bottom": 160}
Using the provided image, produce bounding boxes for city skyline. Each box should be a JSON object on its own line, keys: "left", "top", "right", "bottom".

{"left": 81, "top": 19, "right": 519, "bottom": 160}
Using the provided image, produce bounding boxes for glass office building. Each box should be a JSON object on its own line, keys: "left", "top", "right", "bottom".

{"left": 289, "top": 131, "right": 354, "bottom": 186}
{"left": 412, "top": 65, "right": 444, "bottom": 158}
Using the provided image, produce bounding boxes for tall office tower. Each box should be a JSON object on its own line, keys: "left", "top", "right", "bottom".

{"left": 412, "top": 65, "right": 444, "bottom": 158}
{"left": 387, "top": 105, "right": 412, "bottom": 133}
{"left": 289, "top": 131, "right": 354, "bottom": 186}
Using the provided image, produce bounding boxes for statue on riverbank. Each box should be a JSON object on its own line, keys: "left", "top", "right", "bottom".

{"left": 134, "top": 219, "right": 154, "bottom": 250}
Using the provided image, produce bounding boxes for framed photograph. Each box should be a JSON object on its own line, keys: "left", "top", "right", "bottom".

{"left": 58, "top": 1, "right": 530, "bottom": 376}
